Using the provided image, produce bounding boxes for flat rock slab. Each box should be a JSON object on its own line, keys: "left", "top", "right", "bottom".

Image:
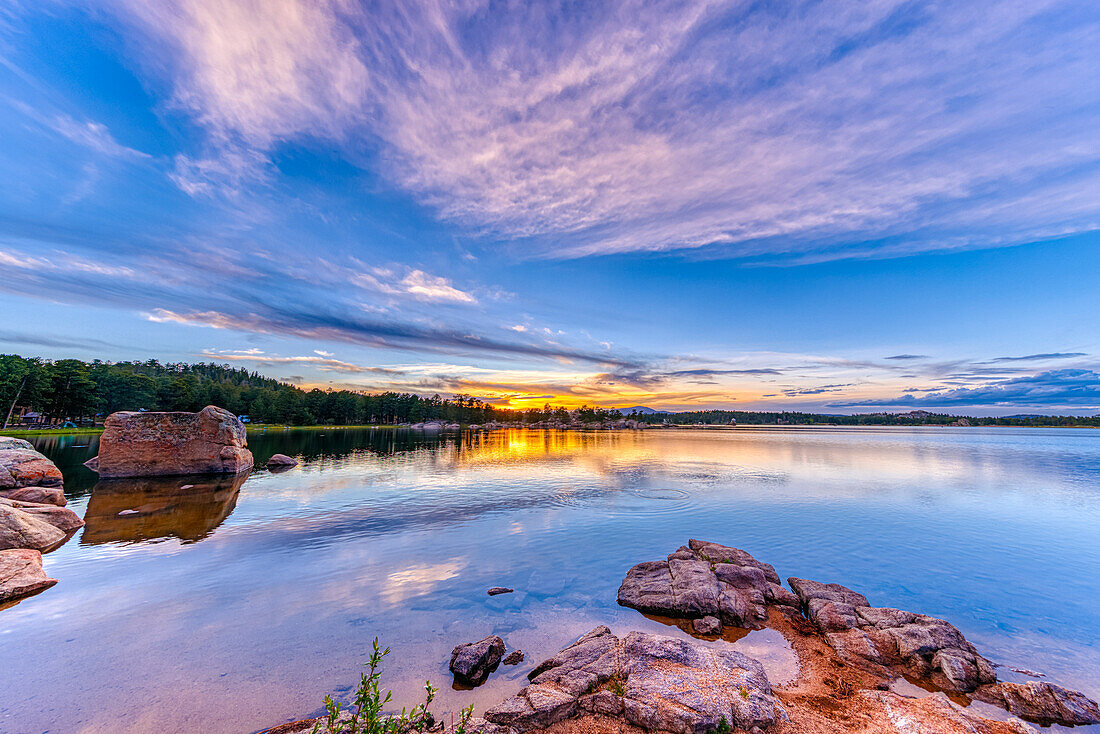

{"left": 484, "top": 626, "right": 780, "bottom": 733}
{"left": 617, "top": 539, "right": 797, "bottom": 632}
{"left": 974, "top": 681, "right": 1100, "bottom": 726}
{"left": 91, "top": 405, "right": 254, "bottom": 477}
{"left": 0, "top": 486, "right": 66, "bottom": 506}
{"left": 451, "top": 635, "right": 506, "bottom": 685}
{"left": 0, "top": 502, "right": 68, "bottom": 551}
{"left": 0, "top": 437, "right": 63, "bottom": 489}
{"left": 0, "top": 548, "right": 57, "bottom": 605}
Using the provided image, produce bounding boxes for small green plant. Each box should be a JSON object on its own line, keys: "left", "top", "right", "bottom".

{"left": 452, "top": 704, "right": 475, "bottom": 734}
{"left": 716, "top": 716, "right": 731, "bottom": 734}
{"left": 607, "top": 675, "right": 627, "bottom": 697}
{"left": 738, "top": 686, "right": 749, "bottom": 700}
{"left": 313, "top": 638, "right": 437, "bottom": 734}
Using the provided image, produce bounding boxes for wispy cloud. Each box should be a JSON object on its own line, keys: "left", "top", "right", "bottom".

{"left": 838, "top": 369, "right": 1100, "bottom": 410}
{"left": 198, "top": 349, "right": 404, "bottom": 374}
{"left": 48, "top": 113, "right": 149, "bottom": 159}
{"left": 109, "top": 0, "right": 1100, "bottom": 262}
{"left": 987, "top": 352, "right": 1087, "bottom": 363}
{"left": 148, "top": 307, "right": 637, "bottom": 367}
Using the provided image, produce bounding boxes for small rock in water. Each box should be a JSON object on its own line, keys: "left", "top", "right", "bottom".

{"left": 266, "top": 453, "right": 299, "bottom": 470}
{"left": 179, "top": 485, "right": 194, "bottom": 490}
{"left": 1008, "top": 667, "right": 1045, "bottom": 678}
{"left": 488, "top": 587, "right": 513, "bottom": 596}
{"left": 118, "top": 509, "right": 140, "bottom": 516}
{"left": 450, "top": 635, "right": 505, "bottom": 685}
{"left": 503, "top": 650, "right": 525, "bottom": 665}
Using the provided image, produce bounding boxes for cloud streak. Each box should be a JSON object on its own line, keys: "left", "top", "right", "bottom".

{"left": 109, "top": 0, "right": 1100, "bottom": 262}
{"left": 838, "top": 369, "right": 1100, "bottom": 410}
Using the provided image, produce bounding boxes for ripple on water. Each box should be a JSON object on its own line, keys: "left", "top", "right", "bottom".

{"left": 548, "top": 485, "right": 694, "bottom": 518}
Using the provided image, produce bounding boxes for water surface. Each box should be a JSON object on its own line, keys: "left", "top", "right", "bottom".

{"left": 3, "top": 427, "right": 1098, "bottom": 733}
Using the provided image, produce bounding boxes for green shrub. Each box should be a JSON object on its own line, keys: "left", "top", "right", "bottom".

{"left": 313, "top": 638, "right": 437, "bottom": 734}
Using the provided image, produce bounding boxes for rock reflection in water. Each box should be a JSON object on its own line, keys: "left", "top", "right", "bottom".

{"left": 81, "top": 473, "right": 246, "bottom": 544}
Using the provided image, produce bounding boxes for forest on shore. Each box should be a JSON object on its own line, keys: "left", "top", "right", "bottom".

{"left": 0, "top": 354, "right": 622, "bottom": 427}
{"left": 2, "top": 354, "right": 1097, "bottom": 428}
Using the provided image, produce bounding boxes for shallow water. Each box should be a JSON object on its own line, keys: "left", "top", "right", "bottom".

{"left": 3, "top": 427, "right": 1099, "bottom": 733}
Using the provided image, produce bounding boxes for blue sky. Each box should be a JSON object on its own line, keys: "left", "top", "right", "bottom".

{"left": 0, "top": 0, "right": 1098, "bottom": 414}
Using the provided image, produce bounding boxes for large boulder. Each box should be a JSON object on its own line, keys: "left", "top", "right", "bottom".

{"left": 450, "top": 635, "right": 506, "bottom": 685}
{"left": 0, "top": 437, "right": 63, "bottom": 489}
{"left": 617, "top": 540, "right": 796, "bottom": 632}
{"left": 0, "top": 549, "right": 57, "bottom": 605}
{"left": 90, "top": 406, "right": 254, "bottom": 477}
{"left": 484, "top": 626, "right": 780, "bottom": 733}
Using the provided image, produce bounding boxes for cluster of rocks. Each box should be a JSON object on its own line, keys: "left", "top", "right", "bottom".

{"left": 0, "top": 437, "right": 83, "bottom": 605}
{"left": 617, "top": 540, "right": 1100, "bottom": 728}
{"left": 480, "top": 626, "right": 779, "bottom": 734}
{"left": 261, "top": 538, "right": 1099, "bottom": 734}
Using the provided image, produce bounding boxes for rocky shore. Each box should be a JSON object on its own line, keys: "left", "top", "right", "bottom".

{"left": 3, "top": 406, "right": 268, "bottom": 607}
{"left": 263, "top": 540, "right": 1099, "bottom": 734}
{"left": 0, "top": 436, "right": 83, "bottom": 606}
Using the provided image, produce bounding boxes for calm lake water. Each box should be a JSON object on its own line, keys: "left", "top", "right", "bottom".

{"left": 3, "top": 427, "right": 1099, "bottom": 734}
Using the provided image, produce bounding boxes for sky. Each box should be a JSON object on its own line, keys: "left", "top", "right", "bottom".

{"left": 0, "top": 0, "right": 1098, "bottom": 415}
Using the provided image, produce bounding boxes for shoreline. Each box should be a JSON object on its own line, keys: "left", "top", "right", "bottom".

{"left": 4, "top": 422, "right": 1097, "bottom": 439}
{"left": 255, "top": 541, "right": 1099, "bottom": 734}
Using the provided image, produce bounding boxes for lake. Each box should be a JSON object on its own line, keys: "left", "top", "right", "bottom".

{"left": 3, "top": 427, "right": 1098, "bottom": 733}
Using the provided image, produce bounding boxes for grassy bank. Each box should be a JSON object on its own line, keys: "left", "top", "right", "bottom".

{"left": 0, "top": 427, "right": 105, "bottom": 437}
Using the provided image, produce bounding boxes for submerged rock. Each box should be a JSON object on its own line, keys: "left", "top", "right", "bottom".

{"left": 450, "top": 634, "right": 506, "bottom": 685}
{"left": 691, "top": 615, "right": 722, "bottom": 636}
{"left": 0, "top": 548, "right": 57, "bottom": 605}
{"left": 974, "top": 681, "right": 1100, "bottom": 725}
{"left": 0, "top": 437, "right": 63, "bottom": 489}
{"left": 484, "top": 626, "right": 780, "bottom": 733}
{"left": 90, "top": 406, "right": 254, "bottom": 477}
{"left": 503, "top": 650, "right": 525, "bottom": 665}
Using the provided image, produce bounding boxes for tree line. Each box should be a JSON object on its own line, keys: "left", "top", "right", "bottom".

{"left": 0, "top": 355, "right": 623, "bottom": 428}
{"left": 3, "top": 354, "right": 1095, "bottom": 429}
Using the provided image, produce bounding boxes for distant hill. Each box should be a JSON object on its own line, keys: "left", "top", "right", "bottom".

{"left": 620, "top": 406, "right": 667, "bottom": 415}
